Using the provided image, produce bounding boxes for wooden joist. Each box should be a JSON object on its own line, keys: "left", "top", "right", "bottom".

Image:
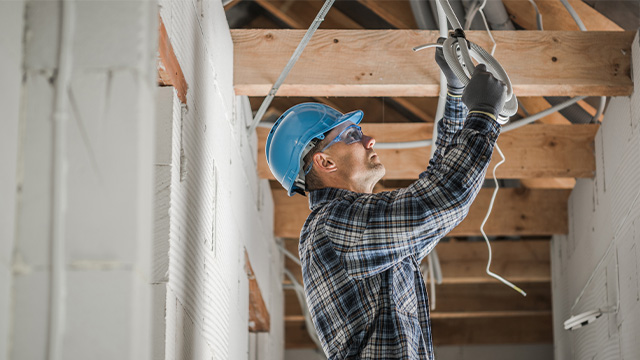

{"left": 285, "top": 282, "right": 550, "bottom": 317}
{"left": 285, "top": 311, "right": 552, "bottom": 347}
{"left": 258, "top": 123, "right": 599, "bottom": 180}
{"left": 233, "top": 30, "right": 634, "bottom": 97}
{"left": 158, "top": 16, "right": 188, "bottom": 104}
{"left": 503, "top": 0, "right": 624, "bottom": 31}
{"left": 283, "top": 238, "right": 551, "bottom": 285}
{"left": 245, "top": 250, "right": 270, "bottom": 332}
{"left": 272, "top": 186, "right": 569, "bottom": 238}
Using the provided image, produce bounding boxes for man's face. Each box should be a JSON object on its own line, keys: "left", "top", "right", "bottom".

{"left": 321, "top": 121, "right": 386, "bottom": 187}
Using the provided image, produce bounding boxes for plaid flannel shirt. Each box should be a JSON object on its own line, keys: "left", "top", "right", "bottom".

{"left": 298, "top": 94, "right": 501, "bottom": 359}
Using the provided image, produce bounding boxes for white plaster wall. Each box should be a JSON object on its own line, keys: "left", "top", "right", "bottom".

{"left": 551, "top": 30, "right": 640, "bottom": 360}
{"left": 159, "top": 0, "right": 283, "bottom": 359}
{"left": 3, "top": 0, "right": 159, "bottom": 359}
{"left": 0, "top": 1, "right": 25, "bottom": 358}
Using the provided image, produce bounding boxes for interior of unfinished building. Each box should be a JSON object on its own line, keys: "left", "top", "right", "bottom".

{"left": 1, "top": 0, "right": 640, "bottom": 359}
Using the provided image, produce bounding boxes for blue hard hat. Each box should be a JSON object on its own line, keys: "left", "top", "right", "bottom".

{"left": 265, "top": 103, "right": 364, "bottom": 196}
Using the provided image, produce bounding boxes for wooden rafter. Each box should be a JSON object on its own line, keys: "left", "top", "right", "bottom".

{"left": 233, "top": 30, "right": 634, "bottom": 97}
{"left": 258, "top": 123, "right": 599, "bottom": 180}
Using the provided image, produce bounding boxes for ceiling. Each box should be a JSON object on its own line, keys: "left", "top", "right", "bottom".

{"left": 223, "top": 0, "right": 637, "bottom": 349}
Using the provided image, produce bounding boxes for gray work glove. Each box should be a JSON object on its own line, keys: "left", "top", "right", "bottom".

{"left": 462, "top": 64, "right": 507, "bottom": 120}
{"left": 435, "top": 37, "right": 465, "bottom": 94}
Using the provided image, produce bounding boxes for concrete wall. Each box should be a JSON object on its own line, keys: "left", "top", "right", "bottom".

{"left": 551, "top": 30, "right": 640, "bottom": 360}
{"left": 158, "top": 1, "right": 283, "bottom": 359}
{"left": 1, "top": 0, "right": 158, "bottom": 359}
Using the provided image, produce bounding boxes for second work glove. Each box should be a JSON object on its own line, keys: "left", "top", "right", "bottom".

{"left": 462, "top": 64, "right": 507, "bottom": 121}
{"left": 435, "top": 37, "right": 465, "bottom": 95}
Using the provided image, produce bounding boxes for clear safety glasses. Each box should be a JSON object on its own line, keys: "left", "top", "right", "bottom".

{"left": 304, "top": 124, "right": 363, "bottom": 175}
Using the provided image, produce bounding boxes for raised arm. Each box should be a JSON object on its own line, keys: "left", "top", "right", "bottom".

{"left": 323, "top": 66, "right": 507, "bottom": 278}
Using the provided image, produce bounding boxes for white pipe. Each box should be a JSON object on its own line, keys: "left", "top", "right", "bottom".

{"left": 49, "top": 0, "right": 75, "bottom": 358}
{"left": 277, "top": 243, "right": 301, "bottom": 266}
{"left": 501, "top": 96, "right": 586, "bottom": 132}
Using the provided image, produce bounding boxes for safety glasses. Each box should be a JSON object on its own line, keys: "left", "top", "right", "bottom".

{"left": 304, "top": 124, "right": 363, "bottom": 175}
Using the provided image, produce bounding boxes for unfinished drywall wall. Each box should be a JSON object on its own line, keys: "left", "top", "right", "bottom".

{"left": 551, "top": 30, "right": 640, "bottom": 360}
{"left": 1, "top": 0, "right": 158, "bottom": 359}
{"left": 158, "top": 0, "right": 283, "bottom": 359}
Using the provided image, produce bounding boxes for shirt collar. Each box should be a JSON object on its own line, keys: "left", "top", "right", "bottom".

{"left": 308, "top": 187, "right": 355, "bottom": 211}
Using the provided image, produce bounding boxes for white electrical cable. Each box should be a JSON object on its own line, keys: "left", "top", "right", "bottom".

{"left": 479, "top": 144, "right": 526, "bottom": 296}
{"left": 248, "top": 0, "right": 335, "bottom": 133}
{"left": 49, "top": 0, "right": 75, "bottom": 358}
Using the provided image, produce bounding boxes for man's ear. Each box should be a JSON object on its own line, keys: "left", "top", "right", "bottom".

{"left": 312, "top": 152, "right": 337, "bottom": 174}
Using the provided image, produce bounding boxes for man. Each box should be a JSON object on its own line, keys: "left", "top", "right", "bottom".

{"left": 265, "top": 42, "right": 507, "bottom": 359}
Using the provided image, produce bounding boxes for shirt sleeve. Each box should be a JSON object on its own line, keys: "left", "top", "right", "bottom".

{"left": 323, "top": 95, "right": 501, "bottom": 279}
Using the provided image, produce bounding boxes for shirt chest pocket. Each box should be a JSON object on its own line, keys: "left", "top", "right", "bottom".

{"left": 391, "top": 257, "right": 419, "bottom": 317}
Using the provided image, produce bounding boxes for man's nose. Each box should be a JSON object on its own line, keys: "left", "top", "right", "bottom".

{"left": 363, "top": 135, "right": 375, "bottom": 149}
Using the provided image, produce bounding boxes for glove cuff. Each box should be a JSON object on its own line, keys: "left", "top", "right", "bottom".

{"left": 447, "top": 84, "right": 464, "bottom": 95}
{"left": 469, "top": 104, "right": 499, "bottom": 120}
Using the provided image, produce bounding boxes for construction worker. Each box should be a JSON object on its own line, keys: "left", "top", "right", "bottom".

{"left": 265, "top": 40, "right": 507, "bottom": 359}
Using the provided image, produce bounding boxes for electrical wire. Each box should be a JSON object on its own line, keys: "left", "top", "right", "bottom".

{"left": 472, "top": 3, "right": 526, "bottom": 296}
{"left": 479, "top": 144, "right": 526, "bottom": 296}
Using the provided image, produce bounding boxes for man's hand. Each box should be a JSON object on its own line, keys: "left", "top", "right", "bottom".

{"left": 435, "top": 37, "right": 465, "bottom": 95}
{"left": 462, "top": 64, "right": 507, "bottom": 120}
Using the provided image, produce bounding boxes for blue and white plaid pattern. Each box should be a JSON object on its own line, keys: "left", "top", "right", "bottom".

{"left": 299, "top": 95, "right": 501, "bottom": 359}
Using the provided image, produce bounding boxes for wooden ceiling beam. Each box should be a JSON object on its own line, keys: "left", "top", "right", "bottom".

{"left": 233, "top": 30, "right": 634, "bottom": 97}
{"left": 245, "top": 250, "right": 270, "bottom": 332}
{"left": 255, "top": 0, "right": 362, "bottom": 29}
{"left": 285, "top": 282, "right": 550, "bottom": 318}
{"left": 158, "top": 16, "right": 188, "bottom": 104}
{"left": 503, "top": 0, "right": 624, "bottom": 31}
{"left": 356, "top": 0, "right": 418, "bottom": 29}
{"left": 285, "top": 311, "right": 552, "bottom": 347}
{"left": 251, "top": 0, "right": 432, "bottom": 122}
{"left": 283, "top": 238, "right": 551, "bottom": 287}
{"left": 272, "top": 187, "right": 570, "bottom": 239}
{"left": 258, "top": 123, "right": 599, "bottom": 180}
